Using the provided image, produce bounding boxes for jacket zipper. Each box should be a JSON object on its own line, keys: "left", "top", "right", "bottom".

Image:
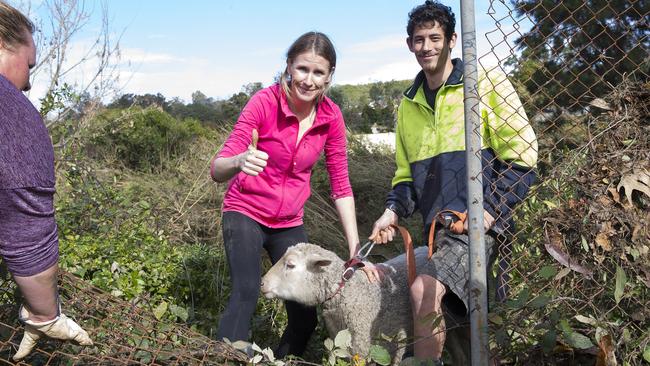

{"left": 273, "top": 118, "right": 318, "bottom": 220}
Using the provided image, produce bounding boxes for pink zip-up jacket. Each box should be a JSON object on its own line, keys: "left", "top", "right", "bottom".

{"left": 213, "top": 83, "right": 353, "bottom": 228}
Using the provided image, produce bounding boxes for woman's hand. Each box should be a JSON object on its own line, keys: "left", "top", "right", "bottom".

{"left": 237, "top": 147, "right": 268, "bottom": 176}
{"left": 360, "top": 262, "right": 385, "bottom": 283}
{"left": 237, "top": 129, "right": 268, "bottom": 176}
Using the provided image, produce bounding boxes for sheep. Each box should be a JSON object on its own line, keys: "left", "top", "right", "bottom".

{"left": 260, "top": 242, "right": 470, "bottom": 365}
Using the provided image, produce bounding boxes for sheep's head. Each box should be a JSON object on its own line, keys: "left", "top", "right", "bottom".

{"left": 261, "top": 243, "right": 335, "bottom": 306}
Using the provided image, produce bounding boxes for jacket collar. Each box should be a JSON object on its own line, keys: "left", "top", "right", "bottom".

{"left": 404, "top": 58, "right": 464, "bottom": 100}
{"left": 275, "top": 83, "right": 337, "bottom": 126}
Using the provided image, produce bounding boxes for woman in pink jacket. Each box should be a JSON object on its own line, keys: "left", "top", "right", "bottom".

{"left": 210, "top": 32, "right": 367, "bottom": 357}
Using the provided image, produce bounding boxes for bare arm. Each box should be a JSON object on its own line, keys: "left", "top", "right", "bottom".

{"left": 333, "top": 196, "right": 360, "bottom": 259}
{"left": 210, "top": 131, "right": 268, "bottom": 183}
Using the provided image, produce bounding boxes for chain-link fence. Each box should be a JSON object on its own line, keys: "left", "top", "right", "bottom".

{"left": 475, "top": 1, "right": 648, "bottom": 364}
{"left": 0, "top": 270, "right": 246, "bottom": 365}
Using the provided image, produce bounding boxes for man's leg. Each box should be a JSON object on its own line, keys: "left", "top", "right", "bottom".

{"left": 410, "top": 274, "right": 447, "bottom": 361}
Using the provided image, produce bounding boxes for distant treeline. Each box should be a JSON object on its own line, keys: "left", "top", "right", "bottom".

{"left": 106, "top": 80, "right": 412, "bottom": 134}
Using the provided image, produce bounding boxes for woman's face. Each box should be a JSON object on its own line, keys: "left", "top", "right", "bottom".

{"left": 287, "top": 51, "right": 332, "bottom": 105}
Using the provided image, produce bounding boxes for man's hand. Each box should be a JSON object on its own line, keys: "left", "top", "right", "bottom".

{"left": 369, "top": 208, "right": 399, "bottom": 244}
{"left": 462, "top": 210, "right": 496, "bottom": 233}
{"left": 238, "top": 129, "right": 268, "bottom": 176}
{"left": 13, "top": 307, "right": 93, "bottom": 361}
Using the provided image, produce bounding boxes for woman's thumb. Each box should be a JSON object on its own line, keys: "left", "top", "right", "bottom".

{"left": 250, "top": 129, "right": 258, "bottom": 149}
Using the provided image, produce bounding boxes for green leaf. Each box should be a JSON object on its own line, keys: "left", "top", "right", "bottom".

{"left": 543, "top": 200, "right": 558, "bottom": 208}
{"left": 169, "top": 304, "right": 189, "bottom": 322}
{"left": 541, "top": 330, "right": 556, "bottom": 354}
{"left": 565, "top": 331, "right": 594, "bottom": 349}
{"left": 134, "top": 350, "right": 152, "bottom": 364}
{"left": 539, "top": 265, "right": 557, "bottom": 279}
{"left": 153, "top": 301, "right": 168, "bottom": 320}
{"left": 369, "top": 345, "right": 391, "bottom": 365}
{"left": 614, "top": 265, "right": 627, "bottom": 304}
{"left": 488, "top": 313, "right": 503, "bottom": 325}
{"left": 495, "top": 329, "right": 509, "bottom": 347}
{"left": 559, "top": 320, "right": 594, "bottom": 350}
{"left": 334, "top": 329, "right": 352, "bottom": 349}
{"left": 529, "top": 295, "right": 551, "bottom": 309}
{"left": 643, "top": 346, "right": 650, "bottom": 362}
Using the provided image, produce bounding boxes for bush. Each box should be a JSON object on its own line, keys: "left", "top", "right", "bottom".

{"left": 87, "top": 107, "right": 212, "bottom": 172}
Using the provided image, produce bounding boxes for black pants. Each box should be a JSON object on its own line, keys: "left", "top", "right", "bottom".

{"left": 216, "top": 211, "right": 317, "bottom": 357}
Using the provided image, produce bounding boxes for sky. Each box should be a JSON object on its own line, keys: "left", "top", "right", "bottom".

{"left": 17, "top": 0, "right": 532, "bottom": 103}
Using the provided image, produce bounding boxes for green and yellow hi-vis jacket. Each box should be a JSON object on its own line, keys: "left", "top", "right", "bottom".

{"left": 386, "top": 59, "right": 538, "bottom": 236}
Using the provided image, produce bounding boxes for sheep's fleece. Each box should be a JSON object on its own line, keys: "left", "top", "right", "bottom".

{"left": 261, "top": 243, "right": 469, "bottom": 365}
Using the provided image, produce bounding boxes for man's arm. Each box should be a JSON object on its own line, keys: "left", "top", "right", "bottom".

{"left": 370, "top": 106, "right": 418, "bottom": 243}
{"left": 481, "top": 70, "right": 538, "bottom": 226}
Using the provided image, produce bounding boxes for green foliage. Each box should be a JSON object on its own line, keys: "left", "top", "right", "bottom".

{"left": 39, "top": 82, "right": 78, "bottom": 117}
{"left": 55, "top": 157, "right": 192, "bottom": 322}
{"left": 511, "top": 0, "right": 648, "bottom": 111}
{"left": 329, "top": 80, "right": 410, "bottom": 133}
{"left": 87, "top": 108, "right": 210, "bottom": 171}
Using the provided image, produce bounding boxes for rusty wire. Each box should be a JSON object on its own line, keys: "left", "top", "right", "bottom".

{"left": 480, "top": 0, "right": 648, "bottom": 364}
{"left": 0, "top": 272, "right": 246, "bottom": 365}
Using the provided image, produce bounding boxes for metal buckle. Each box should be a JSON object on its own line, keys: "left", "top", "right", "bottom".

{"left": 439, "top": 215, "right": 455, "bottom": 229}
{"left": 341, "top": 267, "right": 356, "bottom": 282}
{"left": 357, "top": 241, "right": 376, "bottom": 260}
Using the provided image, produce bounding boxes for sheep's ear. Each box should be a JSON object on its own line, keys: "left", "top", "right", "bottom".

{"left": 307, "top": 254, "right": 332, "bottom": 271}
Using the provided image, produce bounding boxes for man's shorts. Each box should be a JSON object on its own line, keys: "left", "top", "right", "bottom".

{"left": 417, "top": 228, "right": 498, "bottom": 315}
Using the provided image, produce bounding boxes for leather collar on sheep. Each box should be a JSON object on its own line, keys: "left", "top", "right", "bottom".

{"left": 322, "top": 257, "right": 366, "bottom": 302}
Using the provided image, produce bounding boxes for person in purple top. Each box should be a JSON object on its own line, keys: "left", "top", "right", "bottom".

{"left": 0, "top": 1, "right": 92, "bottom": 360}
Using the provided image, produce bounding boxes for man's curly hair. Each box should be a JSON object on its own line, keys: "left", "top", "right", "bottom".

{"left": 407, "top": 0, "right": 456, "bottom": 41}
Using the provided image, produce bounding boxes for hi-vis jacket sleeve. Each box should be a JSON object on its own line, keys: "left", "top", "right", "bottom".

{"left": 481, "top": 70, "right": 538, "bottom": 227}
{"left": 385, "top": 105, "right": 417, "bottom": 218}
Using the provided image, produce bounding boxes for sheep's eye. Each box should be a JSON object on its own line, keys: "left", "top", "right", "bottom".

{"left": 286, "top": 263, "right": 295, "bottom": 269}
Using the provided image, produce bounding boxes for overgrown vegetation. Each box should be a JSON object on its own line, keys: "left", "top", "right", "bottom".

{"left": 43, "top": 75, "right": 648, "bottom": 365}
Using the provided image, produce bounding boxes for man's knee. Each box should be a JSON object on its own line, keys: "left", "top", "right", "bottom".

{"left": 410, "top": 274, "right": 446, "bottom": 306}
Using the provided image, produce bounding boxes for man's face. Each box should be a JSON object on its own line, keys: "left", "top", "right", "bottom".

{"left": 407, "top": 21, "right": 456, "bottom": 74}
{"left": 0, "top": 31, "right": 36, "bottom": 91}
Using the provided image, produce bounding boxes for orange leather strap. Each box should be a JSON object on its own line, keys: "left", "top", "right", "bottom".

{"left": 427, "top": 209, "right": 467, "bottom": 259}
{"left": 382, "top": 210, "right": 466, "bottom": 288}
{"left": 391, "top": 224, "right": 416, "bottom": 287}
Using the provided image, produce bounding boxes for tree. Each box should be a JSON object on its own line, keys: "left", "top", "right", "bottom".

{"left": 18, "top": 0, "right": 121, "bottom": 123}
{"left": 242, "top": 82, "right": 263, "bottom": 97}
{"left": 511, "top": 0, "right": 648, "bottom": 112}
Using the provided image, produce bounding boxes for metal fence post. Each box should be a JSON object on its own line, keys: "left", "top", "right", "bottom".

{"left": 460, "top": 0, "right": 490, "bottom": 364}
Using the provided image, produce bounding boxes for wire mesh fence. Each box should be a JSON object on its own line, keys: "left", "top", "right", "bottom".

{"left": 477, "top": 0, "right": 649, "bottom": 364}
{"left": 0, "top": 271, "right": 246, "bottom": 365}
